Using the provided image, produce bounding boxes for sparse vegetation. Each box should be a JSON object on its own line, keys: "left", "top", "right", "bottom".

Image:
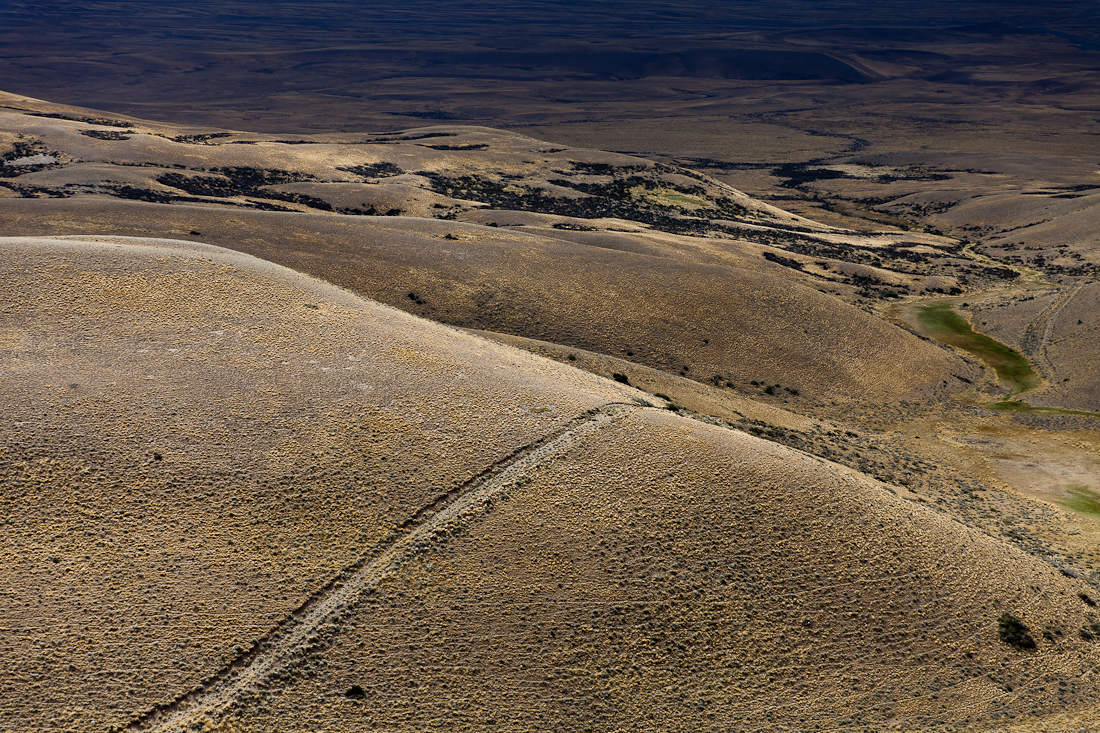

{"left": 339, "top": 162, "right": 403, "bottom": 179}
{"left": 3, "top": 91, "right": 1100, "bottom": 733}
{"left": 998, "top": 613, "right": 1036, "bottom": 650}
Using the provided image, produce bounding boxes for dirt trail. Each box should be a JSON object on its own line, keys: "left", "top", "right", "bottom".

{"left": 126, "top": 404, "right": 635, "bottom": 733}
{"left": 1022, "top": 283, "right": 1083, "bottom": 375}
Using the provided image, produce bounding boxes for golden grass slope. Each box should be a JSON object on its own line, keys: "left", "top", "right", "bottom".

{"left": 217, "top": 409, "right": 1100, "bottom": 733}
{"left": 0, "top": 197, "right": 980, "bottom": 406}
{"left": 0, "top": 234, "right": 637, "bottom": 732}
{"left": 0, "top": 93, "right": 989, "bottom": 406}
{"left": 2, "top": 235, "right": 1099, "bottom": 732}
{"left": 467, "top": 327, "right": 821, "bottom": 432}
{"left": 0, "top": 93, "right": 814, "bottom": 228}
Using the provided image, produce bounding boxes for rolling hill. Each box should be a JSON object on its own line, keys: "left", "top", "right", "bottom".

{"left": 3, "top": 89, "right": 1100, "bottom": 733}
{"left": 0, "top": 93, "right": 990, "bottom": 409}
{"left": 2, "top": 235, "right": 1099, "bottom": 733}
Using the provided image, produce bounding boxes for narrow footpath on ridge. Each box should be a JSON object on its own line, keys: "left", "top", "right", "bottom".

{"left": 125, "top": 403, "right": 639, "bottom": 733}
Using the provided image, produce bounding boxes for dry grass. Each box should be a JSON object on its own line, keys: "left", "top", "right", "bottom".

{"left": 2, "top": 89, "right": 1100, "bottom": 733}
{"left": 218, "top": 409, "right": 1100, "bottom": 732}
{"left": 0, "top": 235, "right": 635, "bottom": 731}
{"left": 0, "top": 100, "right": 987, "bottom": 406}
{"left": 1029, "top": 283, "right": 1100, "bottom": 412}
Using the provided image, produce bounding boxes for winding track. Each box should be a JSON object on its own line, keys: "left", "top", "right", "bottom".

{"left": 1029, "top": 283, "right": 1084, "bottom": 376}
{"left": 125, "top": 403, "right": 634, "bottom": 733}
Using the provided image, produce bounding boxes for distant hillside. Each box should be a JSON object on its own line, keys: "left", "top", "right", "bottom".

{"left": 0, "top": 95, "right": 990, "bottom": 406}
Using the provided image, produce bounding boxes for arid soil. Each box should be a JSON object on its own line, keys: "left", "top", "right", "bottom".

{"left": 216, "top": 409, "right": 1100, "bottom": 732}
{"left": 0, "top": 96, "right": 993, "bottom": 407}
{"left": 0, "top": 235, "right": 636, "bottom": 731}
{"left": 4, "top": 236, "right": 1100, "bottom": 733}
{"left": 1, "top": 85, "right": 1099, "bottom": 733}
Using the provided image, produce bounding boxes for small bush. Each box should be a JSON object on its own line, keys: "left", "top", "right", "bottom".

{"left": 612, "top": 373, "right": 630, "bottom": 385}
{"left": 1079, "top": 592, "right": 1097, "bottom": 607}
{"left": 997, "top": 613, "right": 1036, "bottom": 650}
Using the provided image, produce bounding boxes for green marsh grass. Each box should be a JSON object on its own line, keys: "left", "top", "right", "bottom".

{"left": 916, "top": 304, "right": 1039, "bottom": 394}
{"left": 987, "top": 400, "right": 1100, "bottom": 419}
{"left": 1060, "top": 486, "right": 1100, "bottom": 520}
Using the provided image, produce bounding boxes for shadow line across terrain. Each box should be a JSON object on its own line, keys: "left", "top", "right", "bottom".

{"left": 125, "top": 403, "right": 639, "bottom": 733}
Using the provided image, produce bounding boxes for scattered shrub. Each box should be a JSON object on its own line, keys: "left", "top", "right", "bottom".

{"left": 997, "top": 613, "right": 1036, "bottom": 650}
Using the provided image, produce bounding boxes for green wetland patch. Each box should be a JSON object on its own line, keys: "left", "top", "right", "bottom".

{"left": 1060, "top": 485, "right": 1100, "bottom": 520}
{"left": 916, "top": 304, "right": 1100, "bottom": 418}
{"left": 915, "top": 303, "right": 1039, "bottom": 394}
{"left": 987, "top": 399, "right": 1100, "bottom": 419}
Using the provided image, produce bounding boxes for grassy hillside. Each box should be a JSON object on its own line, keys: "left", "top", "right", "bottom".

{"left": 0, "top": 235, "right": 636, "bottom": 731}
{"left": 2, "top": 90, "right": 1100, "bottom": 733}
{"left": 2, "top": 236, "right": 1099, "bottom": 733}
{"left": 0, "top": 96, "right": 990, "bottom": 406}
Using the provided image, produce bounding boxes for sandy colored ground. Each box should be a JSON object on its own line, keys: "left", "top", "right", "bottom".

{"left": 215, "top": 409, "right": 1100, "bottom": 732}
{"left": 0, "top": 96, "right": 985, "bottom": 406}
{"left": 0, "top": 235, "right": 637, "bottom": 731}
{"left": 3, "top": 236, "right": 1099, "bottom": 733}
{"left": 1, "top": 87, "right": 1099, "bottom": 732}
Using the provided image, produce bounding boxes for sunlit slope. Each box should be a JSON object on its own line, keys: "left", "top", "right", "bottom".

{"left": 0, "top": 94, "right": 820, "bottom": 230}
{"left": 928, "top": 188, "right": 1100, "bottom": 278}
{"left": 0, "top": 235, "right": 636, "bottom": 732}
{"left": 0, "top": 95, "right": 985, "bottom": 404}
{"left": 220, "top": 409, "right": 1100, "bottom": 732}
{"left": 1030, "top": 282, "right": 1100, "bottom": 412}
{"left": 469, "top": 327, "right": 820, "bottom": 432}
{"left": 0, "top": 199, "right": 978, "bottom": 404}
